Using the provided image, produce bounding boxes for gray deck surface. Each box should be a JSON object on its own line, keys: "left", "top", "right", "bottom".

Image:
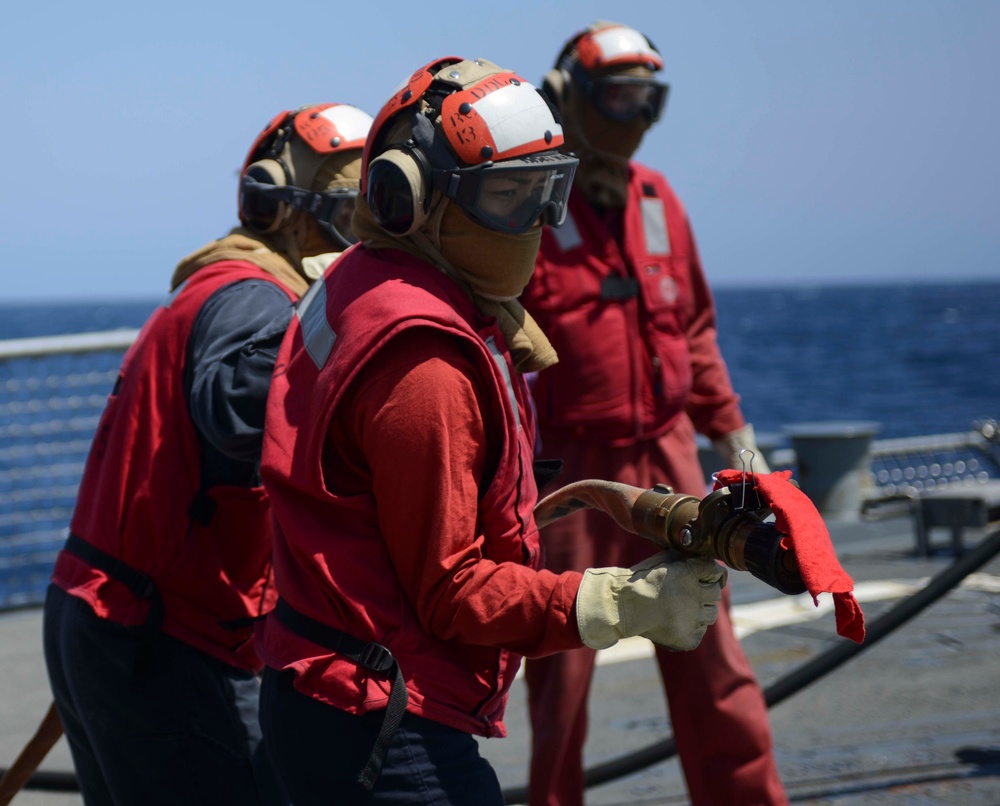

{"left": 2, "top": 514, "right": 998, "bottom": 804}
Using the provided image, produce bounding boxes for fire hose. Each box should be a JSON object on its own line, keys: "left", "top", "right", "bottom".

{"left": 533, "top": 477, "right": 807, "bottom": 595}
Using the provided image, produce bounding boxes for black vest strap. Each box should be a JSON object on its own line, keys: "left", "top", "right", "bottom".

{"left": 63, "top": 533, "right": 165, "bottom": 683}
{"left": 64, "top": 534, "right": 163, "bottom": 629}
{"left": 600, "top": 274, "right": 640, "bottom": 300}
{"left": 272, "top": 598, "right": 408, "bottom": 792}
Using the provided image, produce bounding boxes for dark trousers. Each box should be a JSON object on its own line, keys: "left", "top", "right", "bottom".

{"left": 42, "top": 584, "right": 287, "bottom": 805}
{"left": 259, "top": 666, "right": 505, "bottom": 805}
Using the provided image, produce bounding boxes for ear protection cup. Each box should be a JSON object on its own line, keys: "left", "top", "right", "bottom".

{"left": 541, "top": 68, "right": 570, "bottom": 109}
{"left": 366, "top": 144, "right": 432, "bottom": 236}
{"left": 240, "top": 158, "right": 293, "bottom": 233}
{"left": 543, "top": 29, "right": 586, "bottom": 112}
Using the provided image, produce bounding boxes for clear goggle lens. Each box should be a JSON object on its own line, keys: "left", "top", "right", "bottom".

{"left": 435, "top": 155, "right": 579, "bottom": 234}
{"left": 586, "top": 76, "right": 669, "bottom": 123}
{"left": 315, "top": 190, "right": 359, "bottom": 249}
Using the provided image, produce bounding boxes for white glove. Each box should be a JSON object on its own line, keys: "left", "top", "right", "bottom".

{"left": 576, "top": 553, "right": 727, "bottom": 651}
{"left": 712, "top": 423, "right": 771, "bottom": 474}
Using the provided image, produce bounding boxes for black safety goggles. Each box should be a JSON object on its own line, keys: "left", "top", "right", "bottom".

{"left": 431, "top": 151, "right": 579, "bottom": 234}
{"left": 575, "top": 70, "right": 670, "bottom": 123}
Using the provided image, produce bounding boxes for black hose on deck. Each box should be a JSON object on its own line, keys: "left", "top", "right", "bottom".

{"left": 6, "top": 769, "right": 78, "bottom": 793}
{"left": 500, "top": 526, "right": 1000, "bottom": 805}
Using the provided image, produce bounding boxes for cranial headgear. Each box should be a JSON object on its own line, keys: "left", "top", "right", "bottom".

{"left": 543, "top": 22, "right": 669, "bottom": 125}
{"left": 239, "top": 103, "right": 374, "bottom": 249}
{"left": 362, "top": 57, "right": 579, "bottom": 237}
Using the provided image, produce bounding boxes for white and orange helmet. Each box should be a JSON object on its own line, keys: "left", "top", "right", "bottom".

{"left": 550, "top": 22, "right": 669, "bottom": 123}
{"left": 239, "top": 102, "right": 374, "bottom": 248}
{"left": 362, "top": 57, "right": 579, "bottom": 236}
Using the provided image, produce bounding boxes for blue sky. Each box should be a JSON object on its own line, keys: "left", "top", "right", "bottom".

{"left": 3, "top": 1, "right": 998, "bottom": 300}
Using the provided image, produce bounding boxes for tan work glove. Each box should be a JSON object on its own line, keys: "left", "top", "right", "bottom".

{"left": 712, "top": 423, "right": 771, "bottom": 474}
{"left": 576, "top": 553, "right": 727, "bottom": 651}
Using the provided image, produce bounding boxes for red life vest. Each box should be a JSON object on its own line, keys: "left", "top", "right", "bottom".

{"left": 522, "top": 163, "right": 707, "bottom": 445}
{"left": 52, "top": 262, "right": 296, "bottom": 671}
{"left": 257, "top": 246, "right": 541, "bottom": 737}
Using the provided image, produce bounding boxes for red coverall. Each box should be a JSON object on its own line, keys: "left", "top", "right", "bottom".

{"left": 520, "top": 164, "right": 788, "bottom": 805}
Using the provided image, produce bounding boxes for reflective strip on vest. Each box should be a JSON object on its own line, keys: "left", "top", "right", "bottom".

{"left": 297, "top": 280, "right": 337, "bottom": 369}
{"left": 485, "top": 336, "right": 520, "bottom": 429}
{"left": 641, "top": 196, "right": 671, "bottom": 256}
{"left": 551, "top": 212, "right": 583, "bottom": 253}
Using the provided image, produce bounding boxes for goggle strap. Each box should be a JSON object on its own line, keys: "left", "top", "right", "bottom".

{"left": 242, "top": 175, "right": 356, "bottom": 221}
{"left": 315, "top": 216, "right": 356, "bottom": 250}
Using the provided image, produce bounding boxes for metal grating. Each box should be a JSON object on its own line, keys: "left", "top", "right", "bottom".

{"left": 868, "top": 425, "right": 1000, "bottom": 497}
{"left": 0, "top": 331, "right": 136, "bottom": 610}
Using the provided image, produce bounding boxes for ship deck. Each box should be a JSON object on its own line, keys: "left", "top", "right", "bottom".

{"left": 2, "top": 514, "right": 998, "bottom": 805}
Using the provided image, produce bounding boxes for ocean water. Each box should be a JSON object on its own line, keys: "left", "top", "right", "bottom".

{"left": 1, "top": 279, "right": 997, "bottom": 441}
{"left": 712, "top": 281, "right": 1000, "bottom": 441}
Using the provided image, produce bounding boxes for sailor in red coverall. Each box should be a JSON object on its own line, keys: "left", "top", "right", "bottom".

{"left": 42, "top": 102, "right": 372, "bottom": 805}
{"left": 255, "top": 56, "right": 727, "bottom": 806}
{"left": 520, "top": 22, "right": 789, "bottom": 806}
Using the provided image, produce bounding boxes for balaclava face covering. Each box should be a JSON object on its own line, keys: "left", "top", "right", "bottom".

{"left": 353, "top": 190, "right": 558, "bottom": 372}
{"left": 562, "top": 64, "right": 655, "bottom": 208}
{"left": 436, "top": 202, "right": 541, "bottom": 301}
{"left": 271, "top": 146, "right": 363, "bottom": 264}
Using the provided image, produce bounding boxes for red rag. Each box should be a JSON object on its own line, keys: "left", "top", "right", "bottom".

{"left": 714, "top": 469, "right": 866, "bottom": 643}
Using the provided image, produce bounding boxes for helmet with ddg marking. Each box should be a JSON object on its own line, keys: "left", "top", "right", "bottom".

{"left": 362, "top": 57, "right": 578, "bottom": 237}
{"left": 544, "top": 22, "right": 668, "bottom": 125}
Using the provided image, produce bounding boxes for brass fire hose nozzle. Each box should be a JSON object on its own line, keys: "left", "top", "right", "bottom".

{"left": 535, "top": 479, "right": 806, "bottom": 595}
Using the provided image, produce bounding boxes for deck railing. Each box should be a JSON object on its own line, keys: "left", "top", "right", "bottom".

{"left": 0, "top": 331, "right": 138, "bottom": 610}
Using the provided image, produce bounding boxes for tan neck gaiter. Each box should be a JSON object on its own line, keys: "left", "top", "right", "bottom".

{"left": 563, "top": 87, "right": 649, "bottom": 209}
{"left": 352, "top": 195, "right": 558, "bottom": 372}
{"left": 170, "top": 228, "right": 311, "bottom": 296}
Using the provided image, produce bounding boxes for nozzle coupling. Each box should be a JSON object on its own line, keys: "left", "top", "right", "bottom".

{"left": 697, "top": 489, "right": 806, "bottom": 594}
{"left": 630, "top": 484, "right": 806, "bottom": 595}
{"left": 630, "top": 483, "right": 703, "bottom": 553}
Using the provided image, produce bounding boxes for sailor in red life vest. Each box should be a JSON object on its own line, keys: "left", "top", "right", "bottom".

{"left": 42, "top": 102, "right": 373, "bottom": 805}
{"left": 255, "top": 56, "right": 727, "bottom": 806}
{"left": 519, "top": 22, "right": 788, "bottom": 806}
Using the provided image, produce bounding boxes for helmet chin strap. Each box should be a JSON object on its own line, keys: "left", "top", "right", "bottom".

{"left": 315, "top": 212, "right": 354, "bottom": 251}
